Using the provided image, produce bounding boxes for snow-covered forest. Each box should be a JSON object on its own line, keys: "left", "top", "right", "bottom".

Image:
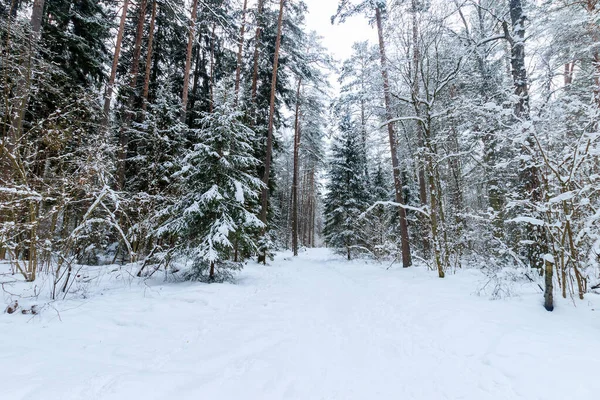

{"left": 1, "top": 0, "right": 600, "bottom": 398}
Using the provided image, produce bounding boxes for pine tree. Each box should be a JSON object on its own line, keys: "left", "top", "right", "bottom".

{"left": 249, "top": 0, "right": 308, "bottom": 261}
{"left": 323, "top": 114, "right": 370, "bottom": 260}
{"left": 333, "top": 0, "right": 413, "bottom": 267}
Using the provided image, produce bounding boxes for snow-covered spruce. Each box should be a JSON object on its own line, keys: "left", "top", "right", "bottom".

{"left": 159, "top": 90, "right": 264, "bottom": 281}
{"left": 323, "top": 113, "right": 371, "bottom": 260}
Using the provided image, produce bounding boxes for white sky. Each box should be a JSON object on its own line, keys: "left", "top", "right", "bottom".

{"left": 301, "top": 0, "right": 376, "bottom": 63}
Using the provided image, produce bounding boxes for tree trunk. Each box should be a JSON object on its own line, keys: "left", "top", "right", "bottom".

{"left": 508, "top": 0, "right": 550, "bottom": 309}
{"left": 259, "top": 0, "right": 285, "bottom": 226}
{"left": 544, "top": 257, "right": 554, "bottom": 311}
{"left": 142, "top": 0, "right": 157, "bottom": 113}
{"left": 509, "top": 0, "right": 529, "bottom": 119}
{"left": 563, "top": 62, "right": 574, "bottom": 87}
{"left": 129, "top": 0, "right": 147, "bottom": 103}
{"left": 302, "top": 171, "right": 309, "bottom": 246}
{"left": 587, "top": 0, "right": 600, "bottom": 106}
{"left": 117, "top": 0, "right": 148, "bottom": 190}
{"left": 181, "top": 0, "right": 199, "bottom": 123}
{"left": 5, "top": 0, "right": 46, "bottom": 168}
{"left": 1, "top": 0, "right": 44, "bottom": 226}
{"left": 309, "top": 168, "right": 315, "bottom": 247}
{"left": 103, "top": 0, "right": 130, "bottom": 122}
{"left": 411, "top": 2, "right": 430, "bottom": 256}
{"left": 234, "top": 0, "right": 248, "bottom": 107}
{"left": 291, "top": 78, "right": 302, "bottom": 256}
{"left": 209, "top": 22, "right": 216, "bottom": 113}
{"left": 375, "top": 5, "right": 412, "bottom": 268}
{"left": 358, "top": 56, "right": 369, "bottom": 181}
{"left": 189, "top": 42, "right": 202, "bottom": 120}
{"left": 30, "top": 0, "right": 44, "bottom": 34}
{"left": 251, "top": 0, "right": 265, "bottom": 106}
{"left": 7, "top": 0, "right": 19, "bottom": 18}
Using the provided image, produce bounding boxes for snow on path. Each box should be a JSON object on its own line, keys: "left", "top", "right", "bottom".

{"left": 1, "top": 248, "right": 599, "bottom": 400}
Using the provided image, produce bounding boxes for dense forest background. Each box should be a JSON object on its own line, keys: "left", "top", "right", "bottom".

{"left": 1, "top": 0, "right": 599, "bottom": 311}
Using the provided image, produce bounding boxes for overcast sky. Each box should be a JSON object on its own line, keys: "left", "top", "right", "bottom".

{"left": 301, "top": 0, "right": 376, "bottom": 63}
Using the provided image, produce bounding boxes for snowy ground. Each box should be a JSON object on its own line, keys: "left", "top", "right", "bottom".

{"left": 2, "top": 248, "right": 599, "bottom": 400}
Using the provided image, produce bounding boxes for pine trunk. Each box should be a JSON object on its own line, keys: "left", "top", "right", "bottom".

{"left": 209, "top": 22, "right": 216, "bottom": 113}
{"left": 190, "top": 43, "right": 202, "bottom": 116}
{"left": 509, "top": 0, "right": 550, "bottom": 308}
{"left": 30, "top": 0, "right": 44, "bottom": 34}
{"left": 6, "top": 0, "right": 46, "bottom": 167}
{"left": 259, "top": 0, "right": 285, "bottom": 226}
{"left": 103, "top": 0, "right": 130, "bottom": 121}
{"left": 142, "top": 0, "right": 158, "bottom": 112}
{"left": 411, "top": 3, "right": 430, "bottom": 256}
{"left": 251, "top": 0, "right": 265, "bottom": 106}
{"left": 234, "top": 0, "right": 248, "bottom": 106}
{"left": 181, "top": 0, "right": 199, "bottom": 122}
{"left": 1, "top": 0, "right": 45, "bottom": 259}
{"left": 309, "top": 168, "right": 315, "bottom": 247}
{"left": 587, "top": 1, "right": 600, "bottom": 106}
{"left": 129, "top": 0, "right": 147, "bottom": 101}
{"left": 117, "top": 0, "right": 148, "bottom": 190}
{"left": 291, "top": 78, "right": 302, "bottom": 256}
{"left": 544, "top": 258, "right": 554, "bottom": 311}
{"left": 375, "top": 5, "right": 412, "bottom": 268}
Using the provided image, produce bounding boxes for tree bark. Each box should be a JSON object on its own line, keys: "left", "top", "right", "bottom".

{"left": 142, "top": 0, "right": 157, "bottom": 113}
{"left": 103, "top": 0, "right": 130, "bottom": 122}
{"left": 4, "top": 0, "right": 45, "bottom": 183}
{"left": 563, "top": 62, "right": 574, "bottom": 87}
{"left": 411, "top": 1, "right": 430, "bottom": 256}
{"left": 234, "top": 0, "right": 248, "bottom": 107}
{"left": 586, "top": 0, "right": 600, "bottom": 106}
{"left": 189, "top": 42, "right": 202, "bottom": 118}
{"left": 508, "top": 0, "right": 550, "bottom": 308}
{"left": 30, "top": 0, "right": 44, "bottom": 34}
{"left": 291, "top": 78, "right": 302, "bottom": 256}
{"left": 509, "top": 0, "right": 529, "bottom": 119}
{"left": 9, "top": 0, "right": 45, "bottom": 135}
{"left": 117, "top": 0, "right": 148, "bottom": 190}
{"left": 250, "top": 0, "right": 265, "bottom": 105}
{"left": 129, "top": 0, "right": 147, "bottom": 100}
{"left": 181, "top": 0, "right": 199, "bottom": 123}
{"left": 309, "top": 168, "right": 315, "bottom": 247}
{"left": 259, "top": 0, "right": 285, "bottom": 226}
{"left": 375, "top": 5, "right": 412, "bottom": 268}
{"left": 209, "top": 22, "right": 216, "bottom": 113}
{"left": 1, "top": 0, "right": 46, "bottom": 280}
{"left": 544, "top": 258, "right": 554, "bottom": 311}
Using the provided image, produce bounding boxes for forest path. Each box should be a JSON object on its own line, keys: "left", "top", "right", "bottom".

{"left": 2, "top": 248, "right": 599, "bottom": 400}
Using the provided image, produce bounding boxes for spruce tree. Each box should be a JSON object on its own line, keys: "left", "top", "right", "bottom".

{"left": 323, "top": 114, "right": 370, "bottom": 260}
{"left": 42, "top": 0, "right": 110, "bottom": 89}
{"left": 161, "top": 87, "right": 263, "bottom": 281}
